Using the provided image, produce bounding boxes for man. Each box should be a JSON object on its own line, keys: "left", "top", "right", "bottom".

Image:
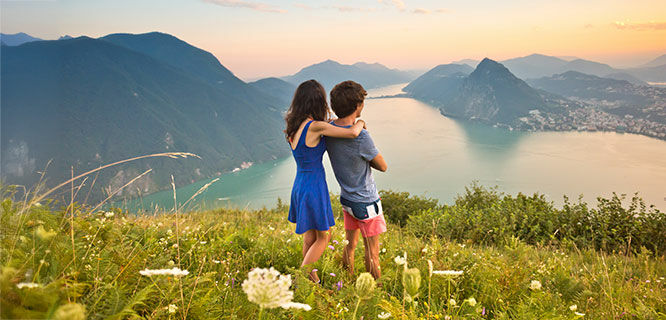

{"left": 326, "top": 80, "right": 388, "bottom": 279}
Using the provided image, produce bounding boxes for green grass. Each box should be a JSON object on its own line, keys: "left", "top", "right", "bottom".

{"left": 1, "top": 186, "right": 665, "bottom": 319}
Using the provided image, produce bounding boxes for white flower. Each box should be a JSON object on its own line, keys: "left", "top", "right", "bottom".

{"left": 449, "top": 298, "right": 456, "bottom": 306}
{"left": 432, "top": 270, "right": 463, "bottom": 276}
{"left": 394, "top": 255, "right": 406, "bottom": 266}
{"left": 529, "top": 280, "right": 542, "bottom": 291}
{"left": 242, "top": 267, "right": 293, "bottom": 309}
{"left": 421, "top": 247, "right": 428, "bottom": 253}
{"left": 139, "top": 267, "right": 189, "bottom": 277}
{"left": 200, "top": 241, "right": 207, "bottom": 244}
{"left": 427, "top": 260, "right": 433, "bottom": 277}
{"left": 168, "top": 260, "right": 175, "bottom": 266}
{"left": 213, "top": 260, "right": 221, "bottom": 264}
{"left": 172, "top": 243, "right": 178, "bottom": 248}
{"left": 104, "top": 211, "right": 114, "bottom": 218}
{"left": 33, "top": 202, "right": 42, "bottom": 207}
{"left": 569, "top": 305, "right": 577, "bottom": 311}
{"left": 342, "top": 239, "right": 350, "bottom": 246}
{"left": 16, "top": 282, "right": 40, "bottom": 289}
{"left": 281, "top": 302, "right": 312, "bottom": 311}
{"left": 269, "top": 226, "right": 275, "bottom": 231}
{"left": 466, "top": 297, "right": 477, "bottom": 306}
{"left": 574, "top": 312, "right": 585, "bottom": 317}
{"left": 378, "top": 311, "right": 392, "bottom": 319}
{"left": 381, "top": 248, "right": 386, "bottom": 253}
{"left": 168, "top": 304, "right": 178, "bottom": 314}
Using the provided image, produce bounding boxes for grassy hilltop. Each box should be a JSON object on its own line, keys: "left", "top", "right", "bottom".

{"left": 1, "top": 184, "right": 665, "bottom": 319}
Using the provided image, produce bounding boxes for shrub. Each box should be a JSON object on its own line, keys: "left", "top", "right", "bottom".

{"left": 379, "top": 190, "right": 439, "bottom": 227}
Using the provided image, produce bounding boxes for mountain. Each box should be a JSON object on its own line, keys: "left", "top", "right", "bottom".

{"left": 406, "top": 58, "right": 567, "bottom": 124}
{"left": 0, "top": 32, "right": 43, "bottom": 46}
{"left": 625, "top": 64, "right": 666, "bottom": 83}
{"left": 402, "top": 64, "right": 473, "bottom": 102}
{"left": 560, "top": 59, "right": 616, "bottom": 77}
{"left": 641, "top": 54, "right": 666, "bottom": 68}
{"left": 1, "top": 34, "right": 289, "bottom": 202}
{"left": 451, "top": 59, "right": 480, "bottom": 68}
{"left": 249, "top": 77, "right": 297, "bottom": 110}
{"left": 59, "top": 35, "right": 74, "bottom": 40}
{"left": 501, "top": 54, "right": 570, "bottom": 79}
{"left": 604, "top": 72, "right": 648, "bottom": 86}
{"left": 527, "top": 71, "right": 666, "bottom": 123}
{"left": 282, "top": 60, "right": 416, "bottom": 91}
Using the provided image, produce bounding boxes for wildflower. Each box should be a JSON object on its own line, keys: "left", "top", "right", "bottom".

{"left": 172, "top": 243, "right": 178, "bottom": 248}
{"left": 139, "top": 267, "right": 189, "bottom": 277}
{"left": 466, "top": 297, "right": 477, "bottom": 306}
{"left": 378, "top": 311, "right": 392, "bottom": 319}
{"left": 355, "top": 272, "right": 377, "bottom": 299}
{"left": 168, "top": 260, "right": 175, "bottom": 266}
{"left": 394, "top": 255, "right": 407, "bottom": 266}
{"left": 381, "top": 248, "right": 387, "bottom": 253}
{"left": 427, "top": 260, "right": 433, "bottom": 277}
{"left": 200, "top": 241, "right": 207, "bottom": 244}
{"left": 402, "top": 268, "right": 421, "bottom": 298}
{"left": 332, "top": 240, "right": 339, "bottom": 244}
{"left": 213, "top": 260, "right": 221, "bottom": 264}
{"left": 33, "top": 202, "right": 42, "bottom": 207}
{"left": 529, "top": 280, "right": 542, "bottom": 291}
{"left": 570, "top": 305, "right": 577, "bottom": 311}
{"left": 422, "top": 247, "right": 428, "bottom": 253}
{"left": 16, "top": 282, "right": 40, "bottom": 289}
{"left": 168, "top": 304, "right": 178, "bottom": 314}
{"left": 449, "top": 298, "right": 456, "bottom": 306}
{"left": 281, "top": 302, "right": 312, "bottom": 311}
{"left": 104, "top": 211, "right": 114, "bottom": 218}
{"left": 330, "top": 273, "right": 336, "bottom": 277}
{"left": 269, "top": 226, "right": 275, "bottom": 231}
{"left": 286, "top": 239, "right": 292, "bottom": 243}
{"left": 574, "top": 312, "right": 585, "bottom": 316}
{"left": 342, "top": 239, "right": 350, "bottom": 246}
{"left": 53, "top": 303, "right": 86, "bottom": 320}
{"left": 328, "top": 245, "right": 335, "bottom": 250}
{"left": 336, "top": 280, "right": 343, "bottom": 291}
{"left": 242, "top": 267, "right": 293, "bottom": 309}
{"left": 432, "top": 270, "right": 463, "bottom": 276}
{"left": 36, "top": 225, "right": 57, "bottom": 241}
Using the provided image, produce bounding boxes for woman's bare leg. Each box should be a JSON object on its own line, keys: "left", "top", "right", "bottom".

{"left": 302, "top": 229, "right": 316, "bottom": 258}
{"left": 301, "top": 229, "right": 329, "bottom": 282}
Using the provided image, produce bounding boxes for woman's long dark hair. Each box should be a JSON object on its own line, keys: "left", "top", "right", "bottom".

{"left": 284, "top": 80, "right": 330, "bottom": 142}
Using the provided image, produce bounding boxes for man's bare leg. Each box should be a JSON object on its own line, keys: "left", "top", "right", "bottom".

{"left": 343, "top": 229, "right": 360, "bottom": 275}
{"left": 362, "top": 235, "right": 381, "bottom": 279}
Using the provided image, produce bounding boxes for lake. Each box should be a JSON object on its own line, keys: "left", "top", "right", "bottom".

{"left": 120, "top": 83, "right": 666, "bottom": 213}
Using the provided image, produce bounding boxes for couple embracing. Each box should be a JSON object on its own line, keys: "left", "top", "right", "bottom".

{"left": 285, "top": 80, "right": 388, "bottom": 283}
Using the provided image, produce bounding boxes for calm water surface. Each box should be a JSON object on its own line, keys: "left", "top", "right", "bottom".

{"left": 122, "top": 84, "right": 666, "bottom": 212}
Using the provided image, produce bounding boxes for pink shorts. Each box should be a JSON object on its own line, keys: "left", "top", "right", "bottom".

{"left": 343, "top": 209, "right": 387, "bottom": 238}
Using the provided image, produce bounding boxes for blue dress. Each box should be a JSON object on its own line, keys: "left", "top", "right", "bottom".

{"left": 288, "top": 120, "right": 335, "bottom": 234}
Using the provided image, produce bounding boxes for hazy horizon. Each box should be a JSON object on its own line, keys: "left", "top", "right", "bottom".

{"left": 2, "top": 0, "right": 665, "bottom": 80}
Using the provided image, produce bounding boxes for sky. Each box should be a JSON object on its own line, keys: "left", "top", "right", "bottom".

{"left": 2, "top": 0, "right": 665, "bottom": 80}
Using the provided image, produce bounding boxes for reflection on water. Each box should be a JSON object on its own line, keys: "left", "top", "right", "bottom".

{"left": 118, "top": 88, "right": 666, "bottom": 212}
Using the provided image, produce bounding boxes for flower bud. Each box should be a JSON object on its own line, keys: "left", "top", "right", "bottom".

{"left": 355, "top": 272, "right": 376, "bottom": 299}
{"left": 402, "top": 267, "right": 421, "bottom": 298}
{"left": 53, "top": 303, "right": 86, "bottom": 320}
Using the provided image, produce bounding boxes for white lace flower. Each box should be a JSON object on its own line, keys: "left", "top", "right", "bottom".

{"left": 104, "top": 211, "right": 114, "bottom": 218}
{"left": 569, "top": 305, "right": 577, "bottom": 311}
{"left": 168, "top": 304, "right": 177, "bottom": 313}
{"left": 139, "top": 267, "right": 189, "bottom": 277}
{"left": 16, "top": 282, "right": 40, "bottom": 289}
{"left": 281, "top": 302, "right": 312, "bottom": 311}
{"left": 529, "top": 280, "right": 542, "bottom": 290}
{"left": 432, "top": 270, "right": 463, "bottom": 276}
{"left": 394, "top": 255, "right": 406, "bottom": 265}
{"left": 242, "top": 267, "right": 293, "bottom": 309}
{"left": 378, "top": 311, "right": 392, "bottom": 319}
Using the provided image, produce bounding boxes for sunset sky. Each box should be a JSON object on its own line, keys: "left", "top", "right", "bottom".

{"left": 2, "top": 0, "right": 665, "bottom": 80}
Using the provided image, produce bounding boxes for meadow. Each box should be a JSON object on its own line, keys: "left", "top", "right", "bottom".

{"left": 1, "top": 180, "right": 665, "bottom": 319}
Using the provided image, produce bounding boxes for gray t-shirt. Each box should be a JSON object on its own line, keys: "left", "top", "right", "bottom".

{"left": 326, "top": 123, "right": 380, "bottom": 202}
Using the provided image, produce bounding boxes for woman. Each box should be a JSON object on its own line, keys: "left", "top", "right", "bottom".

{"left": 285, "top": 80, "right": 365, "bottom": 283}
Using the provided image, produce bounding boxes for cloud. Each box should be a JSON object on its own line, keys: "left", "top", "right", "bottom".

{"left": 202, "top": 0, "right": 286, "bottom": 13}
{"left": 413, "top": 8, "right": 429, "bottom": 14}
{"left": 378, "top": 0, "right": 405, "bottom": 11}
{"left": 613, "top": 21, "right": 666, "bottom": 30}
{"left": 294, "top": 3, "right": 313, "bottom": 10}
{"left": 584, "top": 24, "right": 594, "bottom": 29}
{"left": 333, "top": 6, "right": 377, "bottom": 13}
